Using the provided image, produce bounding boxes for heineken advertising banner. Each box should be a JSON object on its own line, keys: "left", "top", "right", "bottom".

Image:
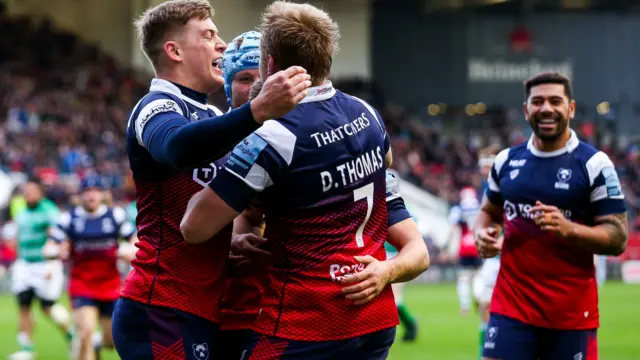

{"left": 467, "top": 58, "right": 574, "bottom": 83}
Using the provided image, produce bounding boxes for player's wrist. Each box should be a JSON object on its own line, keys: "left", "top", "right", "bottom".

{"left": 565, "top": 220, "right": 578, "bottom": 239}
{"left": 249, "top": 98, "right": 268, "bottom": 124}
{"left": 384, "top": 258, "right": 403, "bottom": 284}
{"left": 230, "top": 234, "right": 242, "bottom": 255}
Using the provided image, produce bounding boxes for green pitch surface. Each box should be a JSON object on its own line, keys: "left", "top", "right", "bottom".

{"left": 0, "top": 282, "right": 638, "bottom": 359}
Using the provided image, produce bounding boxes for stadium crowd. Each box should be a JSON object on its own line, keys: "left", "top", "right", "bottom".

{"left": 1, "top": 7, "right": 639, "bottom": 227}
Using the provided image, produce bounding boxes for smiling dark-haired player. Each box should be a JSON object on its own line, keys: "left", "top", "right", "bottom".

{"left": 474, "top": 72, "right": 628, "bottom": 360}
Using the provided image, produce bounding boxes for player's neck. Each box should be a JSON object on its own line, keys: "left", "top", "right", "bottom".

{"left": 533, "top": 129, "right": 572, "bottom": 153}
{"left": 170, "top": 82, "right": 208, "bottom": 104}
{"left": 26, "top": 201, "right": 41, "bottom": 210}
{"left": 82, "top": 204, "right": 105, "bottom": 216}
{"left": 311, "top": 77, "right": 329, "bottom": 87}
{"left": 155, "top": 70, "right": 209, "bottom": 96}
{"left": 270, "top": 68, "right": 327, "bottom": 88}
{"left": 83, "top": 207, "right": 98, "bottom": 215}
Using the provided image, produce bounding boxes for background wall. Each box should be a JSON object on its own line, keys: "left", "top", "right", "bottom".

{"left": 372, "top": 1, "right": 640, "bottom": 133}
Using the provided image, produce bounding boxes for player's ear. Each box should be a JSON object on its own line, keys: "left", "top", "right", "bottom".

{"left": 267, "top": 55, "right": 277, "bottom": 76}
{"left": 568, "top": 99, "right": 576, "bottom": 120}
{"left": 164, "top": 41, "right": 183, "bottom": 63}
{"left": 522, "top": 101, "right": 529, "bottom": 121}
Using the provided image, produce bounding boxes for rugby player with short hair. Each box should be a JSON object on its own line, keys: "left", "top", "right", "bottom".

{"left": 9, "top": 179, "right": 72, "bottom": 360}
{"left": 219, "top": 39, "right": 432, "bottom": 356}
{"left": 449, "top": 186, "right": 482, "bottom": 316}
{"left": 181, "top": 2, "right": 429, "bottom": 358}
{"left": 475, "top": 72, "right": 628, "bottom": 360}
{"left": 51, "top": 176, "right": 136, "bottom": 360}
{"left": 112, "top": 0, "right": 311, "bottom": 359}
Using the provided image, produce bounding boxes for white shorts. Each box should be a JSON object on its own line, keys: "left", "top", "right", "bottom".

{"left": 11, "top": 259, "right": 65, "bottom": 302}
{"left": 391, "top": 282, "right": 405, "bottom": 305}
{"left": 472, "top": 257, "right": 500, "bottom": 304}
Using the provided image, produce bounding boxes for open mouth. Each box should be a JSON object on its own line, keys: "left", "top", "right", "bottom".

{"left": 537, "top": 118, "right": 557, "bottom": 130}
{"left": 212, "top": 57, "right": 222, "bottom": 70}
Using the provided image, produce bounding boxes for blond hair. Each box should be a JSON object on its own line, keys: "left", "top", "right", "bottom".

{"left": 134, "top": 0, "right": 213, "bottom": 69}
{"left": 259, "top": 1, "right": 340, "bottom": 83}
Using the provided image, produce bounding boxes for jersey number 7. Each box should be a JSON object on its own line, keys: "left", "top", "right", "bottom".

{"left": 353, "top": 183, "right": 374, "bottom": 248}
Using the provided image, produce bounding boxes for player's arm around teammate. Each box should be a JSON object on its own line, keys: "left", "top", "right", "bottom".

{"left": 340, "top": 170, "right": 430, "bottom": 305}
{"left": 129, "top": 1, "right": 312, "bottom": 171}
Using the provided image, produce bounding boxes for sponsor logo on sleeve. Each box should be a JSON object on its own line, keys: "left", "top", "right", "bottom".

{"left": 602, "top": 167, "right": 622, "bottom": 197}
{"left": 139, "top": 100, "right": 180, "bottom": 127}
{"left": 227, "top": 134, "right": 269, "bottom": 177}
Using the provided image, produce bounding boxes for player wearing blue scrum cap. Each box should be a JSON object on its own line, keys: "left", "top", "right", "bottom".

{"left": 217, "top": 30, "right": 266, "bottom": 360}
{"left": 223, "top": 31, "right": 262, "bottom": 109}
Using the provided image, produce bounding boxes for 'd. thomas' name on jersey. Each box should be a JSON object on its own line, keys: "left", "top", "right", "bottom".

{"left": 321, "top": 146, "right": 384, "bottom": 192}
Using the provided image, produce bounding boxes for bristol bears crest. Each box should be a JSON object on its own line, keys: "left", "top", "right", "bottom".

{"left": 192, "top": 343, "right": 209, "bottom": 360}
{"left": 192, "top": 163, "right": 219, "bottom": 187}
{"left": 557, "top": 168, "right": 572, "bottom": 182}
{"left": 487, "top": 326, "right": 498, "bottom": 340}
{"left": 555, "top": 168, "right": 572, "bottom": 190}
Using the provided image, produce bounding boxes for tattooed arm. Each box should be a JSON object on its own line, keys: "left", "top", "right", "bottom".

{"left": 533, "top": 202, "right": 628, "bottom": 256}
{"left": 567, "top": 212, "right": 628, "bottom": 256}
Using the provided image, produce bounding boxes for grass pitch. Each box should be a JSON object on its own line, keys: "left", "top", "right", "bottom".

{"left": 0, "top": 282, "right": 638, "bottom": 359}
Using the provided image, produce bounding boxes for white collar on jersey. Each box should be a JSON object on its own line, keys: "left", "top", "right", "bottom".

{"left": 299, "top": 81, "right": 336, "bottom": 104}
{"left": 75, "top": 204, "right": 108, "bottom": 219}
{"left": 527, "top": 129, "right": 579, "bottom": 158}
{"left": 149, "top": 78, "right": 212, "bottom": 111}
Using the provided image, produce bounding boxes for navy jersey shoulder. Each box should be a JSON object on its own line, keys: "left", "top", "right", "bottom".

{"left": 53, "top": 206, "right": 134, "bottom": 247}
{"left": 126, "top": 79, "right": 224, "bottom": 181}
{"left": 214, "top": 82, "right": 389, "bottom": 213}
{"left": 486, "top": 131, "right": 625, "bottom": 224}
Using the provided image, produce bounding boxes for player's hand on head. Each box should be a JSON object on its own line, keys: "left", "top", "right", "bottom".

{"left": 230, "top": 233, "right": 271, "bottom": 266}
{"left": 531, "top": 201, "right": 573, "bottom": 238}
{"left": 475, "top": 227, "right": 502, "bottom": 258}
{"left": 340, "top": 255, "right": 392, "bottom": 306}
{"left": 250, "top": 66, "right": 312, "bottom": 123}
